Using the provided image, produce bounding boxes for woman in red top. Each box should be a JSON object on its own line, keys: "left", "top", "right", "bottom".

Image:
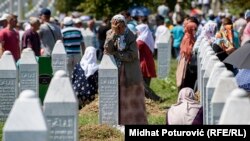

{"left": 136, "top": 23, "right": 162, "bottom": 101}
{"left": 136, "top": 23, "right": 156, "bottom": 86}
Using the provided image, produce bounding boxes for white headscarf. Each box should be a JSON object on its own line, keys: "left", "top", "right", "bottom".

{"left": 168, "top": 87, "right": 202, "bottom": 125}
{"left": 80, "top": 46, "right": 98, "bottom": 78}
{"left": 136, "top": 24, "right": 155, "bottom": 53}
{"left": 111, "top": 14, "right": 126, "bottom": 24}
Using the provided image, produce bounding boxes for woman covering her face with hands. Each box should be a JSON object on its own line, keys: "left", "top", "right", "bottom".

{"left": 104, "top": 14, "right": 148, "bottom": 125}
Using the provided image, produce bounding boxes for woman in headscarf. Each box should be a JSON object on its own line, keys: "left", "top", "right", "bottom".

{"left": 177, "top": 21, "right": 198, "bottom": 90}
{"left": 136, "top": 24, "right": 156, "bottom": 86}
{"left": 241, "top": 10, "right": 250, "bottom": 46}
{"left": 213, "top": 17, "right": 240, "bottom": 73}
{"left": 72, "top": 46, "right": 99, "bottom": 109}
{"left": 193, "top": 21, "right": 217, "bottom": 53}
{"left": 136, "top": 23, "right": 161, "bottom": 101}
{"left": 104, "top": 14, "right": 148, "bottom": 125}
{"left": 167, "top": 87, "right": 203, "bottom": 125}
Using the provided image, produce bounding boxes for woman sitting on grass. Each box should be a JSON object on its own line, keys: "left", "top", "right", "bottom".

{"left": 167, "top": 87, "right": 203, "bottom": 125}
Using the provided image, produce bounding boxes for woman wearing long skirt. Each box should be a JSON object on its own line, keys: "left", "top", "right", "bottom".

{"left": 104, "top": 14, "right": 148, "bottom": 125}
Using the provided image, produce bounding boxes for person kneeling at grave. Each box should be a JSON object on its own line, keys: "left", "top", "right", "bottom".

{"left": 166, "top": 87, "right": 203, "bottom": 125}
{"left": 72, "top": 46, "right": 98, "bottom": 109}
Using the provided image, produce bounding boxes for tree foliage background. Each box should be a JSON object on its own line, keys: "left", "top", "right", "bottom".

{"left": 55, "top": 0, "right": 178, "bottom": 19}
{"left": 55, "top": 0, "right": 250, "bottom": 19}
{"left": 224, "top": 0, "right": 250, "bottom": 16}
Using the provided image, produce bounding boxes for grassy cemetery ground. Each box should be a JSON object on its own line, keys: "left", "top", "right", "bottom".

{"left": 0, "top": 59, "right": 178, "bottom": 141}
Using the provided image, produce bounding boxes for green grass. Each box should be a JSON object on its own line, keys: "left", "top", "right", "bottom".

{"left": 79, "top": 112, "right": 98, "bottom": 125}
{"left": 0, "top": 122, "right": 3, "bottom": 140}
{"left": 148, "top": 115, "right": 166, "bottom": 125}
{"left": 151, "top": 59, "right": 178, "bottom": 108}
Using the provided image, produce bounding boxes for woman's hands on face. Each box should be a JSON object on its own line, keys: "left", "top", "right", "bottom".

{"left": 111, "top": 20, "right": 124, "bottom": 35}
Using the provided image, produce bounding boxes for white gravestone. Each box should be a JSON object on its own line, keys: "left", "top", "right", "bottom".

{"left": 205, "top": 62, "right": 226, "bottom": 124}
{"left": 0, "top": 51, "right": 18, "bottom": 122}
{"left": 99, "top": 54, "right": 119, "bottom": 125}
{"left": 52, "top": 40, "right": 67, "bottom": 74}
{"left": 3, "top": 90, "right": 48, "bottom": 141}
{"left": 197, "top": 40, "right": 209, "bottom": 92}
{"left": 211, "top": 74, "right": 238, "bottom": 124}
{"left": 202, "top": 55, "right": 218, "bottom": 124}
{"left": 157, "top": 42, "right": 171, "bottom": 79}
{"left": 18, "top": 48, "right": 38, "bottom": 95}
{"left": 44, "top": 70, "right": 78, "bottom": 141}
{"left": 219, "top": 88, "right": 250, "bottom": 124}
{"left": 200, "top": 50, "right": 214, "bottom": 105}
{"left": 198, "top": 43, "right": 210, "bottom": 96}
{"left": 206, "top": 69, "right": 232, "bottom": 124}
{"left": 199, "top": 47, "right": 213, "bottom": 90}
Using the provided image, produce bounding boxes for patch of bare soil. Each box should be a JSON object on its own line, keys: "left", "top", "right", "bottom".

{"left": 79, "top": 96, "right": 165, "bottom": 116}
{"left": 145, "top": 98, "right": 166, "bottom": 116}
{"left": 78, "top": 96, "right": 165, "bottom": 140}
{"left": 79, "top": 124, "right": 124, "bottom": 141}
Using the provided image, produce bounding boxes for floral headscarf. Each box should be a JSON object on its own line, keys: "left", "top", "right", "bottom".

{"left": 215, "top": 24, "right": 234, "bottom": 50}
{"left": 201, "top": 21, "right": 217, "bottom": 42}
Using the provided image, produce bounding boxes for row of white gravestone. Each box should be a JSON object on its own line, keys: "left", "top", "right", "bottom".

{"left": 3, "top": 70, "right": 78, "bottom": 141}
{"left": 1, "top": 51, "right": 122, "bottom": 140}
{"left": 197, "top": 39, "right": 250, "bottom": 125}
{"left": 0, "top": 40, "right": 67, "bottom": 122}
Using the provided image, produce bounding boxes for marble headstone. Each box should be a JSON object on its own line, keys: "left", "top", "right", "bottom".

{"left": 44, "top": 70, "right": 78, "bottom": 141}
{"left": 99, "top": 54, "right": 118, "bottom": 125}
{"left": 0, "top": 51, "right": 18, "bottom": 121}
{"left": 3, "top": 90, "right": 48, "bottom": 141}
{"left": 211, "top": 75, "right": 238, "bottom": 124}
{"left": 51, "top": 40, "right": 67, "bottom": 74}
{"left": 205, "top": 62, "right": 226, "bottom": 124}
{"left": 18, "top": 48, "right": 38, "bottom": 95}
{"left": 219, "top": 88, "right": 250, "bottom": 124}
{"left": 157, "top": 42, "right": 171, "bottom": 79}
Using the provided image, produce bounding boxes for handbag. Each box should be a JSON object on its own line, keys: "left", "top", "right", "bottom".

{"left": 176, "top": 56, "right": 188, "bottom": 88}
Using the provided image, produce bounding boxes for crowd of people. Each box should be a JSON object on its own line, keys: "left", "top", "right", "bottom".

{"left": 0, "top": 1, "right": 249, "bottom": 125}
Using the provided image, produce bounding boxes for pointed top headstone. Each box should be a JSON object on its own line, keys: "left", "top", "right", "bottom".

{"left": 0, "top": 51, "right": 16, "bottom": 71}
{"left": 44, "top": 70, "right": 76, "bottom": 103}
{"left": 52, "top": 40, "right": 66, "bottom": 54}
{"left": 19, "top": 48, "right": 37, "bottom": 64}
{"left": 3, "top": 90, "right": 48, "bottom": 141}
{"left": 219, "top": 88, "right": 250, "bottom": 124}
{"left": 99, "top": 54, "right": 117, "bottom": 69}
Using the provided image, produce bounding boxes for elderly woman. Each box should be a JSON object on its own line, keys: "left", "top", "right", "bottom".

{"left": 104, "top": 14, "right": 148, "bottom": 125}
{"left": 167, "top": 87, "right": 203, "bottom": 125}
{"left": 72, "top": 46, "right": 99, "bottom": 109}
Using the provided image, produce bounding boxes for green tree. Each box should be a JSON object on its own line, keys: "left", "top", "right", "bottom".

{"left": 55, "top": 0, "right": 192, "bottom": 19}
{"left": 224, "top": 0, "right": 250, "bottom": 16}
{"left": 75, "top": 0, "right": 177, "bottom": 19}
{"left": 55, "top": 0, "right": 83, "bottom": 13}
